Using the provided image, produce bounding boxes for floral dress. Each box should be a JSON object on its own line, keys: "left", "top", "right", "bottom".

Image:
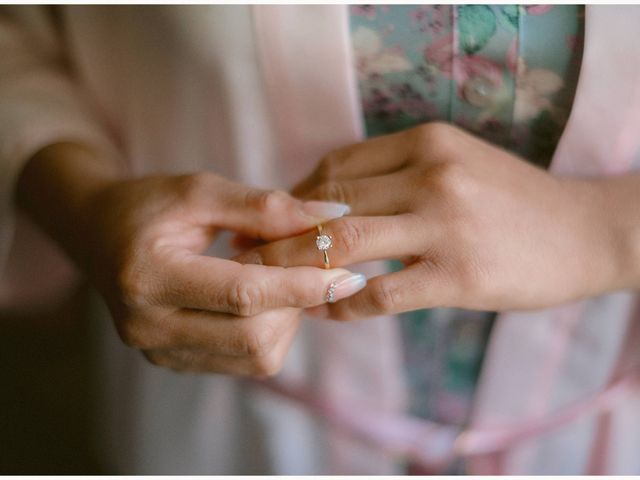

{"left": 349, "top": 5, "right": 585, "bottom": 427}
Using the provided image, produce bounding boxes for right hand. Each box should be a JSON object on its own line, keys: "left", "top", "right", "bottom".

{"left": 17, "top": 143, "right": 364, "bottom": 376}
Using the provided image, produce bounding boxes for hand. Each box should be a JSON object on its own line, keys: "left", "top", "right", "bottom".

{"left": 17, "top": 143, "right": 364, "bottom": 375}
{"left": 237, "top": 123, "right": 630, "bottom": 320}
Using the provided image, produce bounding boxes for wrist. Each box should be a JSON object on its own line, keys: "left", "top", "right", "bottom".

{"left": 580, "top": 174, "right": 640, "bottom": 293}
{"left": 16, "top": 142, "right": 124, "bottom": 269}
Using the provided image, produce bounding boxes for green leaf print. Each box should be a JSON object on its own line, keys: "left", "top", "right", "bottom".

{"left": 498, "top": 5, "right": 520, "bottom": 31}
{"left": 458, "top": 5, "right": 497, "bottom": 54}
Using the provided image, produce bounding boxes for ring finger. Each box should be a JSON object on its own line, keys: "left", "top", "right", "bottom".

{"left": 236, "top": 214, "right": 430, "bottom": 270}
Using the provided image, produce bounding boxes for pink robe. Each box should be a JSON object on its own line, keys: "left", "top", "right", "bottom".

{"left": 1, "top": 5, "right": 639, "bottom": 474}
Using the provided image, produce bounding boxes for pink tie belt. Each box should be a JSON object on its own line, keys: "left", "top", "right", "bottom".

{"left": 251, "top": 370, "right": 640, "bottom": 472}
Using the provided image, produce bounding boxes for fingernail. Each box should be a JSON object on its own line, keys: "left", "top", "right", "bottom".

{"left": 326, "top": 273, "right": 366, "bottom": 303}
{"left": 301, "top": 200, "right": 350, "bottom": 220}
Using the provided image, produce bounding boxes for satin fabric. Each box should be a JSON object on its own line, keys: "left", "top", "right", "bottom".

{"left": 1, "top": 5, "right": 639, "bottom": 474}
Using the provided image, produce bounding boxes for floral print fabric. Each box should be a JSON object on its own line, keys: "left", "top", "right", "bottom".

{"left": 349, "top": 5, "right": 584, "bottom": 426}
{"left": 351, "top": 5, "right": 584, "bottom": 167}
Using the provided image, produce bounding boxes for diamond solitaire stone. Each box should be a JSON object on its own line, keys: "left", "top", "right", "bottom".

{"left": 316, "top": 234, "right": 332, "bottom": 251}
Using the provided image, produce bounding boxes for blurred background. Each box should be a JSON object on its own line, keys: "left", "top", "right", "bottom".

{"left": 0, "top": 284, "right": 107, "bottom": 474}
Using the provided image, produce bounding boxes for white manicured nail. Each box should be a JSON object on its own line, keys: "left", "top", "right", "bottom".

{"left": 301, "top": 201, "right": 351, "bottom": 220}
{"left": 326, "top": 273, "right": 366, "bottom": 303}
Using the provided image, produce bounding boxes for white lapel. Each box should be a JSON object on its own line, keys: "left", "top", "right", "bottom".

{"left": 550, "top": 5, "right": 640, "bottom": 175}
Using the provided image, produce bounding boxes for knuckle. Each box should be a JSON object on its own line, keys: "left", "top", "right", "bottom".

{"left": 316, "top": 152, "right": 340, "bottom": 182}
{"left": 334, "top": 220, "right": 365, "bottom": 257}
{"left": 369, "top": 280, "right": 400, "bottom": 313}
{"left": 142, "top": 350, "right": 169, "bottom": 368}
{"left": 413, "top": 122, "right": 455, "bottom": 154}
{"left": 240, "top": 324, "right": 278, "bottom": 358}
{"left": 422, "top": 120, "right": 452, "bottom": 135}
{"left": 316, "top": 144, "right": 360, "bottom": 181}
{"left": 161, "top": 321, "right": 188, "bottom": 349}
{"left": 251, "top": 353, "right": 284, "bottom": 378}
{"left": 177, "top": 172, "right": 215, "bottom": 203}
{"left": 116, "top": 256, "right": 152, "bottom": 308}
{"left": 415, "top": 121, "right": 452, "bottom": 140}
{"left": 144, "top": 350, "right": 201, "bottom": 373}
{"left": 318, "top": 180, "right": 349, "bottom": 205}
{"left": 429, "top": 161, "right": 474, "bottom": 200}
{"left": 117, "top": 320, "right": 150, "bottom": 349}
{"left": 246, "top": 189, "right": 290, "bottom": 215}
{"left": 227, "top": 278, "right": 263, "bottom": 316}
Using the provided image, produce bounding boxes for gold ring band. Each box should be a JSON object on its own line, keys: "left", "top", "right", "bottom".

{"left": 315, "top": 224, "right": 333, "bottom": 269}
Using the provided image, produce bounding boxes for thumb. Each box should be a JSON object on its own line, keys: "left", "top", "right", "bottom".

{"left": 214, "top": 178, "right": 351, "bottom": 240}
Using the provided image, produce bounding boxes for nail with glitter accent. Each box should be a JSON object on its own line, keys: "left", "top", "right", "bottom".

{"left": 326, "top": 273, "right": 366, "bottom": 303}
{"left": 301, "top": 201, "right": 351, "bottom": 220}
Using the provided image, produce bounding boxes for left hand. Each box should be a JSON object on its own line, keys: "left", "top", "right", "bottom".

{"left": 235, "top": 122, "right": 627, "bottom": 320}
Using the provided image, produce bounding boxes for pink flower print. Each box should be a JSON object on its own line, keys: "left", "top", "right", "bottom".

{"left": 410, "top": 6, "right": 429, "bottom": 25}
{"left": 389, "top": 83, "right": 438, "bottom": 119}
{"left": 424, "top": 35, "right": 454, "bottom": 75}
{"left": 429, "top": 5, "right": 449, "bottom": 35}
{"left": 480, "top": 118, "right": 505, "bottom": 134}
{"left": 350, "top": 5, "right": 377, "bottom": 20}
{"left": 514, "top": 59, "right": 564, "bottom": 123}
{"left": 525, "top": 5, "right": 553, "bottom": 15}
{"left": 388, "top": 43, "right": 405, "bottom": 56}
{"left": 425, "top": 36, "right": 503, "bottom": 96}
{"left": 352, "top": 27, "right": 412, "bottom": 80}
{"left": 382, "top": 24, "right": 395, "bottom": 36}
{"left": 363, "top": 88, "right": 401, "bottom": 117}
{"left": 402, "top": 97, "right": 438, "bottom": 119}
{"left": 411, "top": 5, "right": 449, "bottom": 34}
{"left": 454, "top": 114, "right": 474, "bottom": 131}
{"left": 459, "top": 56, "right": 504, "bottom": 102}
{"left": 506, "top": 38, "right": 519, "bottom": 75}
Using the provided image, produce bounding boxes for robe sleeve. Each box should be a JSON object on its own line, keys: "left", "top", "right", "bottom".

{"left": 0, "top": 6, "right": 119, "bottom": 308}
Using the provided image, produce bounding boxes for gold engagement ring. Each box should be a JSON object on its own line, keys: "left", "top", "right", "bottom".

{"left": 315, "top": 224, "right": 332, "bottom": 269}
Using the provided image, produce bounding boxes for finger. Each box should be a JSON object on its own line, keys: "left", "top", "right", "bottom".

{"left": 145, "top": 349, "right": 281, "bottom": 376}
{"left": 235, "top": 214, "right": 429, "bottom": 270}
{"left": 144, "top": 309, "right": 301, "bottom": 375}
{"left": 315, "top": 260, "right": 456, "bottom": 321}
{"left": 302, "top": 173, "right": 413, "bottom": 216}
{"left": 144, "top": 349, "right": 260, "bottom": 376}
{"left": 209, "top": 177, "right": 350, "bottom": 240}
{"left": 152, "top": 307, "right": 299, "bottom": 356}
{"left": 292, "top": 130, "right": 413, "bottom": 197}
{"left": 157, "top": 307, "right": 294, "bottom": 355}
{"left": 203, "top": 308, "right": 301, "bottom": 376}
{"left": 163, "top": 253, "right": 366, "bottom": 315}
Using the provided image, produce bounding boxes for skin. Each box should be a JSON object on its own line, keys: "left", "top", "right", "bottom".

{"left": 16, "top": 123, "right": 640, "bottom": 375}
{"left": 16, "top": 142, "right": 358, "bottom": 376}
{"left": 239, "top": 122, "right": 640, "bottom": 321}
